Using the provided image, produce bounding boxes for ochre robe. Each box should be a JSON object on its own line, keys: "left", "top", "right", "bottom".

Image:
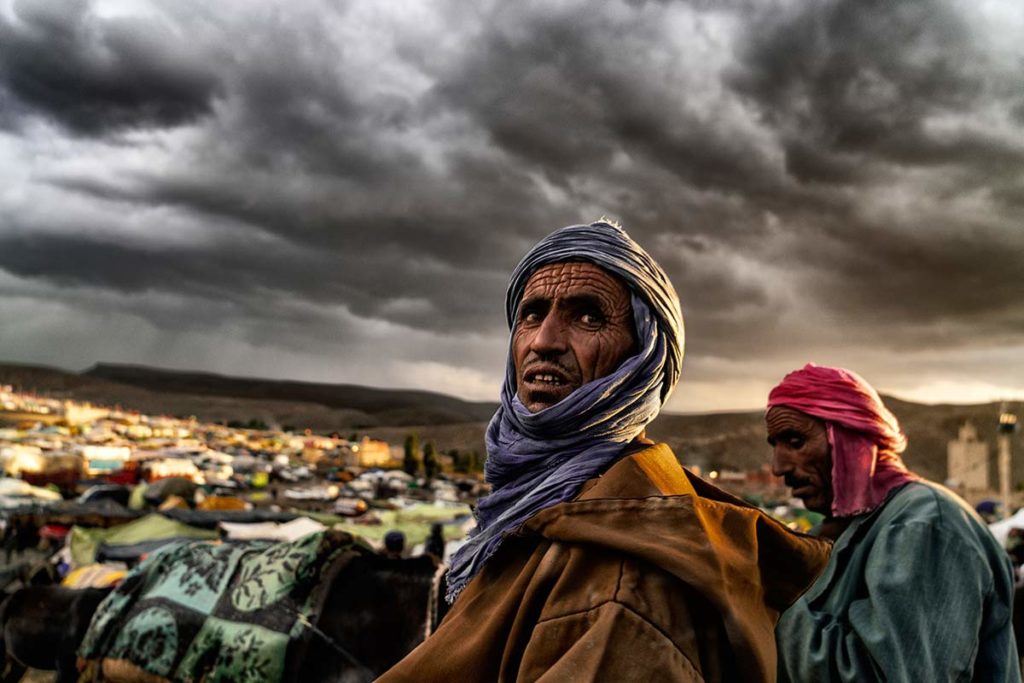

{"left": 381, "top": 443, "right": 830, "bottom": 682}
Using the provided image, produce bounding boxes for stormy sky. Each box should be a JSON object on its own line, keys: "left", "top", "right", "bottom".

{"left": 1, "top": 0, "right": 1022, "bottom": 412}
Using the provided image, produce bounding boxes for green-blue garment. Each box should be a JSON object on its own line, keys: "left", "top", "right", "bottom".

{"left": 777, "top": 481, "right": 1020, "bottom": 682}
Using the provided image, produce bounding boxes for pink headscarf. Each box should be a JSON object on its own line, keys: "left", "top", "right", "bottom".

{"left": 767, "top": 363, "right": 918, "bottom": 518}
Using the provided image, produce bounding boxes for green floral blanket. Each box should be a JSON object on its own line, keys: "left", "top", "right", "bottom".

{"left": 79, "top": 529, "right": 364, "bottom": 682}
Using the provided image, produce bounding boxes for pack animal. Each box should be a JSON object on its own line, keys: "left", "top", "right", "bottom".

{"left": 78, "top": 531, "right": 446, "bottom": 682}
{"left": 0, "top": 585, "right": 112, "bottom": 683}
{"left": 303, "top": 553, "right": 448, "bottom": 682}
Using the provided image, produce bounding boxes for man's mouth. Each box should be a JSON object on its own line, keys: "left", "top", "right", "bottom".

{"left": 523, "top": 366, "right": 574, "bottom": 387}
{"left": 526, "top": 372, "right": 568, "bottom": 386}
{"left": 518, "top": 365, "right": 580, "bottom": 411}
{"left": 791, "top": 485, "right": 816, "bottom": 498}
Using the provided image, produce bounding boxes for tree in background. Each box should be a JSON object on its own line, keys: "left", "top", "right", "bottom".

{"left": 423, "top": 441, "right": 439, "bottom": 480}
{"left": 449, "top": 449, "right": 484, "bottom": 474}
{"left": 403, "top": 433, "right": 420, "bottom": 477}
{"left": 449, "top": 449, "right": 466, "bottom": 473}
{"left": 464, "top": 450, "right": 483, "bottom": 473}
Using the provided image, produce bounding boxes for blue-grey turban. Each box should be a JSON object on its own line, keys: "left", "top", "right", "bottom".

{"left": 446, "top": 221, "right": 684, "bottom": 602}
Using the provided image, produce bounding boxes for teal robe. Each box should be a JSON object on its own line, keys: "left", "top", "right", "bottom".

{"left": 777, "top": 481, "right": 1020, "bottom": 682}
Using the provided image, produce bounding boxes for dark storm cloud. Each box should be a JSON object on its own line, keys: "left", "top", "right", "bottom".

{"left": 732, "top": 0, "right": 977, "bottom": 163}
{"left": 38, "top": 164, "right": 529, "bottom": 335}
{"left": 791, "top": 218, "right": 1024, "bottom": 343}
{"left": 718, "top": 0, "right": 1024, "bottom": 352}
{"left": 0, "top": 223, "right": 506, "bottom": 335}
{"left": 427, "top": 4, "right": 782, "bottom": 196}
{"left": 731, "top": 0, "right": 1024, "bottom": 176}
{"left": 0, "top": 0, "right": 219, "bottom": 133}
{"left": 0, "top": 0, "right": 1022, "bottom": 407}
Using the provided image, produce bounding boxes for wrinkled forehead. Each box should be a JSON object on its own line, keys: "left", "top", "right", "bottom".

{"left": 765, "top": 405, "right": 826, "bottom": 435}
{"left": 519, "top": 261, "right": 632, "bottom": 306}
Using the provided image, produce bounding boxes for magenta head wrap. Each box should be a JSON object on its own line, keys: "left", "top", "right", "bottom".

{"left": 767, "top": 363, "right": 918, "bottom": 517}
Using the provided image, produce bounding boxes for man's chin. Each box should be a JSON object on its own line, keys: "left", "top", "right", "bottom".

{"left": 789, "top": 488, "right": 827, "bottom": 513}
{"left": 519, "top": 386, "right": 574, "bottom": 413}
{"left": 799, "top": 496, "right": 830, "bottom": 516}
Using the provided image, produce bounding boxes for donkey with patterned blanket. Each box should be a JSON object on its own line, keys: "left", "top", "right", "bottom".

{"left": 78, "top": 529, "right": 443, "bottom": 682}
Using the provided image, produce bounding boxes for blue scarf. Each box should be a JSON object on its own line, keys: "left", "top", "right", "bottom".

{"left": 446, "top": 222, "right": 684, "bottom": 602}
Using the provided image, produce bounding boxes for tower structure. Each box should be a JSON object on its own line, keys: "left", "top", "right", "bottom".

{"left": 998, "top": 402, "right": 1018, "bottom": 518}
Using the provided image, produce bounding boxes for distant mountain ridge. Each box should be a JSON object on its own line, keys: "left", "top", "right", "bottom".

{"left": 0, "top": 361, "right": 497, "bottom": 429}
{"left": 84, "top": 363, "right": 498, "bottom": 423}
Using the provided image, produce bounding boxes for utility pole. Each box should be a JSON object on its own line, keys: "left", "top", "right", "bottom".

{"left": 998, "top": 402, "right": 1018, "bottom": 518}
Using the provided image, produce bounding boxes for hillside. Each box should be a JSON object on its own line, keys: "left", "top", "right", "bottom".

{"left": 84, "top": 363, "right": 498, "bottom": 423}
{"left": 647, "top": 397, "right": 1024, "bottom": 484}
{"left": 3, "top": 361, "right": 1021, "bottom": 484}
{"left": 0, "top": 362, "right": 496, "bottom": 429}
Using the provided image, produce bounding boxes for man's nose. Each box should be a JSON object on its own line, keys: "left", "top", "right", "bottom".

{"left": 770, "top": 446, "right": 791, "bottom": 477}
{"left": 530, "top": 314, "right": 569, "bottom": 355}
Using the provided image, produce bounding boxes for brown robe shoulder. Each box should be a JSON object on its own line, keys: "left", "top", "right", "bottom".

{"left": 379, "top": 444, "right": 830, "bottom": 682}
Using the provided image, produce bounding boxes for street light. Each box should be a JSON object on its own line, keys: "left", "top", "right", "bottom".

{"left": 998, "top": 403, "right": 1018, "bottom": 518}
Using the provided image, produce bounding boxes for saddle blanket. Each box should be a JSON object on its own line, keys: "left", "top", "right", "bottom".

{"left": 79, "top": 529, "right": 363, "bottom": 682}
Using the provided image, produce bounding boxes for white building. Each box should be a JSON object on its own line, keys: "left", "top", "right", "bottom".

{"left": 947, "top": 421, "right": 989, "bottom": 490}
{"left": 76, "top": 445, "right": 131, "bottom": 475}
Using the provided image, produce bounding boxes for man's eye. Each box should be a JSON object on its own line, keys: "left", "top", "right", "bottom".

{"left": 788, "top": 438, "right": 805, "bottom": 449}
{"left": 579, "top": 312, "right": 605, "bottom": 326}
{"left": 520, "top": 310, "right": 542, "bottom": 324}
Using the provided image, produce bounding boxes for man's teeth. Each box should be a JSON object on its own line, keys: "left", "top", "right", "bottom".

{"left": 534, "top": 374, "right": 563, "bottom": 385}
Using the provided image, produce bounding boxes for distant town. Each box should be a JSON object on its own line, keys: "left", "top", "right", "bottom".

{"left": 3, "top": 377, "right": 1022, "bottom": 503}
{"left": 0, "top": 382, "right": 494, "bottom": 557}
{"left": 3, "top": 379, "right": 1019, "bottom": 531}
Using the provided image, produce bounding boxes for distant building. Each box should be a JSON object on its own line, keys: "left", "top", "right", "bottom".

{"left": 63, "top": 401, "right": 109, "bottom": 426}
{"left": 352, "top": 437, "right": 391, "bottom": 468}
{"left": 77, "top": 444, "right": 131, "bottom": 476}
{"left": 0, "top": 444, "right": 45, "bottom": 476}
{"left": 948, "top": 421, "right": 989, "bottom": 490}
{"left": 142, "top": 457, "right": 200, "bottom": 481}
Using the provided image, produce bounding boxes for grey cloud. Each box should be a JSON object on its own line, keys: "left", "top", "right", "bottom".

{"left": 427, "top": 3, "right": 782, "bottom": 197}
{"left": 730, "top": 0, "right": 1021, "bottom": 176}
{"left": 0, "top": 0, "right": 220, "bottom": 134}
{"left": 793, "top": 220, "right": 1024, "bottom": 341}
{"left": 0, "top": 208, "right": 512, "bottom": 336}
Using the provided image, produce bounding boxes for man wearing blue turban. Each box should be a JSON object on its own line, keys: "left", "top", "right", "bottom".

{"left": 381, "top": 221, "right": 830, "bottom": 682}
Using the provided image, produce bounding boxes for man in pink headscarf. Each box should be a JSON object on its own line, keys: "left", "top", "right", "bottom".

{"left": 767, "top": 364, "right": 1019, "bottom": 682}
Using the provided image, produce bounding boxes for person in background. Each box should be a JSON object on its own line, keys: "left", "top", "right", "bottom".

{"left": 767, "top": 363, "right": 1020, "bottom": 682}
{"left": 383, "top": 530, "right": 406, "bottom": 558}
{"left": 380, "top": 221, "right": 830, "bottom": 682}
{"left": 423, "top": 522, "right": 446, "bottom": 561}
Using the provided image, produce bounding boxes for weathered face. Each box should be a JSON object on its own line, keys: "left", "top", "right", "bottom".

{"left": 766, "top": 406, "right": 834, "bottom": 515}
{"left": 513, "top": 262, "right": 636, "bottom": 413}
